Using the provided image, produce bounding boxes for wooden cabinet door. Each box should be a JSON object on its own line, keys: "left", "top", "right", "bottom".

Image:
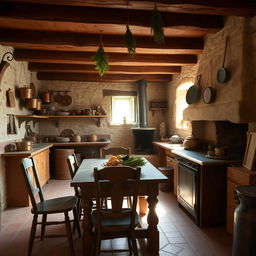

{"left": 166, "top": 156, "right": 179, "bottom": 196}
{"left": 33, "top": 149, "right": 50, "bottom": 186}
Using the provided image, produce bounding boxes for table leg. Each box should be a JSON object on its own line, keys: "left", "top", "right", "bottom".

{"left": 82, "top": 198, "right": 94, "bottom": 256}
{"left": 147, "top": 188, "right": 159, "bottom": 252}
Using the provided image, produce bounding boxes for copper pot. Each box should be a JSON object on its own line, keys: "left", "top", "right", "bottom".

{"left": 19, "top": 87, "right": 32, "bottom": 100}
{"left": 16, "top": 141, "right": 33, "bottom": 151}
{"left": 41, "top": 92, "right": 51, "bottom": 103}
{"left": 183, "top": 135, "right": 200, "bottom": 150}
{"left": 26, "top": 98, "right": 38, "bottom": 110}
{"left": 36, "top": 99, "right": 42, "bottom": 111}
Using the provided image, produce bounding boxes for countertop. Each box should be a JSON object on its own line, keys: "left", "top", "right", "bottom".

{"left": 1, "top": 141, "right": 111, "bottom": 157}
{"left": 153, "top": 141, "right": 184, "bottom": 151}
{"left": 172, "top": 148, "right": 242, "bottom": 166}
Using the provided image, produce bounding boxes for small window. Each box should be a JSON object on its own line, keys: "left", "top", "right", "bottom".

{"left": 111, "top": 96, "right": 137, "bottom": 125}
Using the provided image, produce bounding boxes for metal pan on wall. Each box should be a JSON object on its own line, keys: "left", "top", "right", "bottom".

{"left": 186, "top": 75, "right": 201, "bottom": 104}
{"left": 217, "top": 36, "right": 230, "bottom": 83}
{"left": 203, "top": 60, "right": 216, "bottom": 104}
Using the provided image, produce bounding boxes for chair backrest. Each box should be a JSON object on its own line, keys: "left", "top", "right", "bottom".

{"left": 20, "top": 157, "right": 44, "bottom": 210}
{"left": 94, "top": 166, "right": 141, "bottom": 229}
{"left": 67, "top": 154, "right": 80, "bottom": 196}
{"left": 67, "top": 154, "right": 79, "bottom": 179}
{"left": 100, "top": 147, "right": 131, "bottom": 158}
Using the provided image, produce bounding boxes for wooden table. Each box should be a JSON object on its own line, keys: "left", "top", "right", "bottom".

{"left": 71, "top": 158, "right": 167, "bottom": 255}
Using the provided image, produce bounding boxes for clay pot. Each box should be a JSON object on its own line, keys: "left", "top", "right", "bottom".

{"left": 71, "top": 134, "right": 81, "bottom": 142}
{"left": 19, "top": 87, "right": 32, "bottom": 100}
{"left": 183, "top": 135, "right": 200, "bottom": 150}
{"left": 26, "top": 98, "right": 38, "bottom": 110}
{"left": 87, "top": 134, "right": 97, "bottom": 142}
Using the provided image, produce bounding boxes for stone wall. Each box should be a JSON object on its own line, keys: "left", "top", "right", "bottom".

{"left": 38, "top": 80, "right": 168, "bottom": 149}
{"left": 168, "top": 16, "right": 256, "bottom": 139}
{"left": 0, "top": 45, "right": 41, "bottom": 210}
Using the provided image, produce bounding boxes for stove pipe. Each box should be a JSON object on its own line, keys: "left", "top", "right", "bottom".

{"left": 138, "top": 80, "right": 148, "bottom": 128}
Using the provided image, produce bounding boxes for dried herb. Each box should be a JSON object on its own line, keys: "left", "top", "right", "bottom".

{"left": 151, "top": 5, "right": 165, "bottom": 44}
{"left": 92, "top": 43, "right": 109, "bottom": 77}
{"left": 124, "top": 25, "right": 136, "bottom": 56}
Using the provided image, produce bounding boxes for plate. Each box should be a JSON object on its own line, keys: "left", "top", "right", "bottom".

{"left": 60, "top": 129, "right": 74, "bottom": 137}
{"left": 205, "top": 154, "right": 228, "bottom": 160}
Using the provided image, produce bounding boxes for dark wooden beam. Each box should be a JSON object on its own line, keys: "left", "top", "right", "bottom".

{"left": 14, "top": 49, "right": 197, "bottom": 66}
{"left": 3, "top": 0, "right": 256, "bottom": 16}
{"left": 28, "top": 63, "right": 181, "bottom": 74}
{"left": 0, "top": 30, "right": 203, "bottom": 54}
{"left": 37, "top": 72, "right": 172, "bottom": 82}
{"left": 0, "top": 3, "right": 223, "bottom": 37}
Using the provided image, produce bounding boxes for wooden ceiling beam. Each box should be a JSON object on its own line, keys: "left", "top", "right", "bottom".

{"left": 28, "top": 63, "right": 181, "bottom": 75}
{"left": 0, "top": 30, "right": 203, "bottom": 54}
{"left": 14, "top": 49, "right": 197, "bottom": 66}
{"left": 3, "top": 0, "right": 256, "bottom": 16}
{"left": 0, "top": 3, "right": 223, "bottom": 33}
{"left": 37, "top": 72, "right": 172, "bottom": 82}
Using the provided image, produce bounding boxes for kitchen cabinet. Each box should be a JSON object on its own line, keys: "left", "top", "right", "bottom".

{"left": 226, "top": 166, "right": 256, "bottom": 234}
{"left": 166, "top": 150, "right": 178, "bottom": 196}
{"left": 2, "top": 146, "right": 51, "bottom": 207}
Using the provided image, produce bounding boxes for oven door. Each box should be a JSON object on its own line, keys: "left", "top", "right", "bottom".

{"left": 177, "top": 163, "right": 200, "bottom": 219}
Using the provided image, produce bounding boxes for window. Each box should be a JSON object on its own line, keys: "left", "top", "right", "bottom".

{"left": 175, "top": 82, "right": 192, "bottom": 130}
{"left": 111, "top": 96, "right": 137, "bottom": 125}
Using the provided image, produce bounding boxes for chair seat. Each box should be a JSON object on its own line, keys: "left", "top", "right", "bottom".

{"left": 91, "top": 208, "right": 139, "bottom": 227}
{"left": 32, "top": 196, "right": 77, "bottom": 214}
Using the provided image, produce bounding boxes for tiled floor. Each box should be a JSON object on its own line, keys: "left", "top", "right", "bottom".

{"left": 0, "top": 180, "right": 232, "bottom": 256}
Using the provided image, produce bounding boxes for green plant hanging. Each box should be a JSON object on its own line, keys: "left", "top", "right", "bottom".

{"left": 151, "top": 4, "right": 165, "bottom": 44}
{"left": 124, "top": 25, "right": 136, "bottom": 56}
{"left": 92, "top": 43, "right": 109, "bottom": 77}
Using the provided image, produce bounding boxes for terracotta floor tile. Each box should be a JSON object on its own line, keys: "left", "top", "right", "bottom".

{"left": 0, "top": 179, "right": 232, "bottom": 256}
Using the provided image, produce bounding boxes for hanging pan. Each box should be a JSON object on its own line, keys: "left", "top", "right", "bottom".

{"left": 203, "top": 60, "right": 216, "bottom": 104}
{"left": 186, "top": 75, "right": 201, "bottom": 104}
{"left": 217, "top": 36, "right": 230, "bottom": 83}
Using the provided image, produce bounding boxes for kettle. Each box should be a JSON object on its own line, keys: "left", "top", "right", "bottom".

{"left": 183, "top": 135, "right": 200, "bottom": 150}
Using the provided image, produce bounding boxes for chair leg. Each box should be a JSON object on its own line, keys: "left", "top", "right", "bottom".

{"left": 73, "top": 207, "right": 81, "bottom": 237}
{"left": 41, "top": 214, "right": 47, "bottom": 240}
{"left": 64, "top": 212, "right": 75, "bottom": 256}
{"left": 94, "top": 231, "right": 101, "bottom": 256}
{"left": 131, "top": 233, "right": 138, "bottom": 256}
{"left": 28, "top": 214, "right": 38, "bottom": 256}
{"left": 127, "top": 237, "right": 132, "bottom": 256}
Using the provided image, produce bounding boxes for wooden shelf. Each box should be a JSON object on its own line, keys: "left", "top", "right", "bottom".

{"left": 15, "top": 115, "right": 107, "bottom": 128}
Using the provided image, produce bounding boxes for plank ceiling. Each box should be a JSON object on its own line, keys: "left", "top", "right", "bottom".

{"left": 0, "top": 0, "right": 256, "bottom": 82}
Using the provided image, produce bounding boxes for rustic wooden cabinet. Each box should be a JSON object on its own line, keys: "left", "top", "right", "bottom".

{"left": 4, "top": 148, "right": 50, "bottom": 207}
{"left": 226, "top": 166, "right": 256, "bottom": 234}
{"left": 165, "top": 150, "right": 178, "bottom": 196}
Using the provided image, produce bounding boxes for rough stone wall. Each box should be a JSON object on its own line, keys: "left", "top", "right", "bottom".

{"left": 168, "top": 16, "right": 256, "bottom": 139}
{"left": 38, "top": 80, "right": 168, "bottom": 149}
{"left": 0, "top": 45, "right": 41, "bottom": 210}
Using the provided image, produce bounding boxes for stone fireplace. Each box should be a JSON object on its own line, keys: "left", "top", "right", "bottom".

{"left": 191, "top": 120, "right": 248, "bottom": 159}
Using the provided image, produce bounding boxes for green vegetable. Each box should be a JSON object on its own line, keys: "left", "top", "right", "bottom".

{"left": 122, "top": 157, "right": 146, "bottom": 167}
{"left": 151, "top": 5, "right": 165, "bottom": 44}
{"left": 124, "top": 25, "right": 136, "bottom": 56}
{"left": 92, "top": 43, "right": 109, "bottom": 76}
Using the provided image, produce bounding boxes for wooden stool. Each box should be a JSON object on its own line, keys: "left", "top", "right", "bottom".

{"left": 158, "top": 166, "right": 174, "bottom": 192}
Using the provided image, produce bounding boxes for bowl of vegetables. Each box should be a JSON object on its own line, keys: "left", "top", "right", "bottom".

{"left": 104, "top": 155, "right": 146, "bottom": 167}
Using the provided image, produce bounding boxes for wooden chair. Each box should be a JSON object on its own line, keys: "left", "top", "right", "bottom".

{"left": 67, "top": 154, "right": 82, "bottom": 218}
{"left": 21, "top": 157, "right": 81, "bottom": 256}
{"left": 92, "top": 166, "right": 141, "bottom": 256}
{"left": 100, "top": 146, "right": 131, "bottom": 158}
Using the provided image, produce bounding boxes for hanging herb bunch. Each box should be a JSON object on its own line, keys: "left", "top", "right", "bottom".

{"left": 92, "top": 40, "right": 109, "bottom": 77}
{"left": 124, "top": 25, "right": 136, "bottom": 56}
{"left": 151, "top": 4, "right": 165, "bottom": 44}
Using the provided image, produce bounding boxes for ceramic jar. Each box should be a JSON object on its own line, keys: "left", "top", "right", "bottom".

{"left": 183, "top": 135, "right": 200, "bottom": 150}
